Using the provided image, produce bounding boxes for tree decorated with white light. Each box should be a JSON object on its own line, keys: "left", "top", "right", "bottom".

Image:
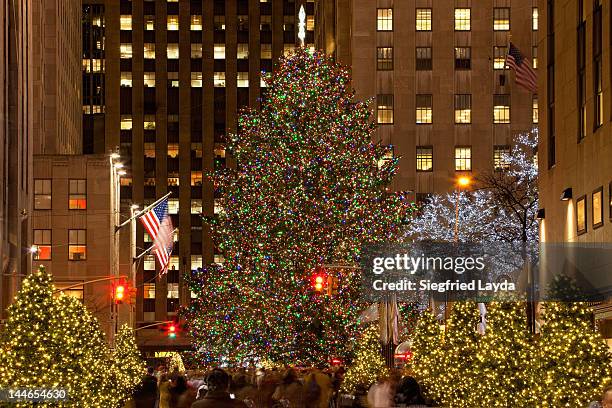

{"left": 340, "top": 325, "right": 388, "bottom": 394}
{"left": 410, "top": 310, "right": 444, "bottom": 403}
{"left": 112, "top": 324, "right": 146, "bottom": 404}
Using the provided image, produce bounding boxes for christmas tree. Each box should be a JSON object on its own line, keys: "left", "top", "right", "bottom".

{"left": 471, "top": 301, "right": 536, "bottom": 407}
{"left": 184, "top": 47, "right": 412, "bottom": 365}
{"left": 536, "top": 301, "right": 612, "bottom": 407}
{"left": 112, "top": 324, "right": 146, "bottom": 404}
{"left": 410, "top": 310, "right": 444, "bottom": 404}
{"left": 169, "top": 352, "right": 185, "bottom": 374}
{"left": 340, "top": 325, "right": 387, "bottom": 394}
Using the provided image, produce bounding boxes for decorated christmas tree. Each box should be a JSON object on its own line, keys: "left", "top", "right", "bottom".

{"left": 184, "top": 47, "right": 412, "bottom": 365}
{"left": 112, "top": 324, "right": 146, "bottom": 404}
{"left": 537, "top": 301, "right": 612, "bottom": 406}
{"left": 340, "top": 325, "right": 387, "bottom": 394}
{"left": 169, "top": 352, "right": 185, "bottom": 374}
{"left": 410, "top": 310, "right": 444, "bottom": 403}
{"left": 471, "top": 301, "right": 536, "bottom": 407}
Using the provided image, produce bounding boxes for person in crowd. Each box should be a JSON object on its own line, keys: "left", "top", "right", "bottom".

{"left": 159, "top": 374, "right": 172, "bottom": 408}
{"left": 393, "top": 376, "right": 428, "bottom": 407}
{"left": 367, "top": 375, "right": 394, "bottom": 408}
{"left": 255, "top": 369, "right": 281, "bottom": 407}
{"left": 303, "top": 368, "right": 332, "bottom": 408}
{"left": 191, "top": 368, "right": 248, "bottom": 408}
{"left": 589, "top": 384, "right": 612, "bottom": 408}
{"left": 170, "top": 375, "right": 196, "bottom": 408}
{"left": 132, "top": 367, "right": 158, "bottom": 408}
{"left": 231, "top": 374, "right": 258, "bottom": 406}
{"left": 272, "top": 368, "right": 305, "bottom": 408}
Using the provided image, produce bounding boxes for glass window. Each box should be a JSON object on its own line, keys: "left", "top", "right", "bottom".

{"left": 168, "top": 198, "right": 179, "bottom": 215}
{"left": 377, "top": 8, "right": 393, "bottom": 31}
{"left": 144, "top": 72, "right": 155, "bottom": 87}
{"left": 214, "top": 44, "right": 225, "bottom": 59}
{"left": 377, "top": 47, "right": 393, "bottom": 70}
{"left": 120, "top": 115, "right": 132, "bottom": 130}
{"left": 307, "top": 15, "right": 315, "bottom": 31}
{"left": 283, "top": 45, "right": 295, "bottom": 56}
{"left": 493, "top": 145, "right": 511, "bottom": 171}
{"left": 191, "top": 43, "right": 202, "bottom": 59}
{"left": 68, "top": 229, "right": 86, "bottom": 260}
{"left": 416, "top": 94, "right": 433, "bottom": 124}
{"left": 191, "top": 72, "right": 202, "bottom": 87}
{"left": 377, "top": 94, "right": 394, "bottom": 124}
{"left": 191, "top": 15, "right": 202, "bottom": 30}
{"left": 214, "top": 254, "right": 225, "bottom": 265}
{"left": 55, "top": 282, "right": 83, "bottom": 300}
{"left": 237, "top": 43, "right": 249, "bottom": 59}
{"left": 237, "top": 72, "right": 249, "bottom": 87}
{"left": 69, "top": 180, "right": 87, "bottom": 210}
{"left": 532, "top": 46, "right": 538, "bottom": 69}
{"left": 593, "top": 188, "right": 603, "bottom": 228}
{"left": 532, "top": 8, "right": 539, "bottom": 30}
{"left": 455, "top": 147, "right": 472, "bottom": 171}
{"left": 260, "top": 15, "right": 272, "bottom": 31}
{"left": 214, "top": 199, "right": 224, "bottom": 215}
{"left": 167, "top": 15, "right": 179, "bottom": 31}
{"left": 167, "top": 283, "right": 179, "bottom": 299}
{"left": 144, "top": 143, "right": 156, "bottom": 158}
{"left": 416, "top": 8, "right": 432, "bottom": 31}
{"left": 191, "top": 255, "right": 203, "bottom": 271}
{"left": 416, "top": 47, "right": 432, "bottom": 70}
{"left": 144, "top": 254, "right": 156, "bottom": 271}
{"left": 144, "top": 43, "right": 155, "bottom": 59}
{"left": 455, "top": 8, "right": 470, "bottom": 31}
{"left": 144, "top": 15, "right": 155, "bottom": 31}
{"left": 494, "top": 8, "right": 510, "bottom": 31}
{"left": 33, "top": 229, "right": 51, "bottom": 260}
{"left": 169, "top": 72, "right": 179, "bottom": 88}
{"left": 120, "top": 72, "right": 132, "bottom": 87}
{"left": 167, "top": 143, "right": 179, "bottom": 158}
{"left": 191, "top": 199, "right": 202, "bottom": 214}
{"left": 238, "top": 14, "right": 249, "bottom": 31}
{"left": 120, "top": 15, "right": 132, "bottom": 30}
{"left": 191, "top": 171, "right": 203, "bottom": 186}
{"left": 120, "top": 43, "right": 132, "bottom": 59}
{"left": 455, "top": 94, "right": 472, "bottom": 124}
{"left": 493, "top": 94, "right": 510, "bottom": 123}
{"left": 214, "top": 72, "right": 226, "bottom": 87}
{"left": 493, "top": 47, "right": 507, "bottom": 70}
{"left": 167, "top": 43, "right": 179, "bottom": 59}
{"left": 261, "top": 43, "right": 272, "bottom": 59}
{"left": 144, "top": 115, "right": 155, "bottom": 130}
{"left": 143, "top": 283, "right": 156, "bottom": 299}
{"left": 214, "top": 15, "right": 225, "bottom": 30}
{"left": 533, "top": 96, "right": 539, "bottom": 124}
{"left": 416, "top": 147, "right": 433, "bottom": 172}
{"left": 455, "top": 47, "right": 471, "bottom": 70}
{"left": 576, "top": 195, "right": 587, "bottom": 234}
{"left": 34, "top": 179, "right": 52, "bottom": 209}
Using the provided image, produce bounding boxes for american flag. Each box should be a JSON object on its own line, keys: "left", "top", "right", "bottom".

{"left": 139, "top": 197, "right": 174, "bottom": 274}
{"left": 506, "top": 42, "right": 538, "bottom": 93}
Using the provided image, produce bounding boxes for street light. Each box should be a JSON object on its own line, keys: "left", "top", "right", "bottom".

{"left": 457, "top": 176, "right": 471, "bottom": 188}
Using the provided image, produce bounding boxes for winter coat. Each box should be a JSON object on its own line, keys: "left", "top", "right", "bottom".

{"left": 367, "top": 382, "right": 394, "bottom": 408}
{"left": 272, "top": 381, "right": 306, "bottom": 408}
{"left": 304, "top": 371, "right": 332, "bottom": 408}
{"left": 191, "top": 391, "right": 249, "bottom": 408}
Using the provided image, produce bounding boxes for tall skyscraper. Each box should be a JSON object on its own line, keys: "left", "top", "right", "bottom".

{"left": 82, "top": 0, "right": 316, "bottom": 352}
{"left": 315, "top": 1, "right": 539, "bottom": 200}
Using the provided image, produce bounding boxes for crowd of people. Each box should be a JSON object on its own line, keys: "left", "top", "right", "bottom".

{"left": 127, "top": 365, "right": 429, "bottom": 408}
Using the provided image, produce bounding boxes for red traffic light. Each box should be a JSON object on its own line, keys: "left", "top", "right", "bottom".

{"left": 311, "top": 266, "right": 327, "bottom": 293}
{"left": 113, "top": 278, "right": 128, "bottom": 304}
{"left": 165, "top": 321, "right": 179, "bottom": 339}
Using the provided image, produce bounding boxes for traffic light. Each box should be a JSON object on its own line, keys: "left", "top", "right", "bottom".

{"left": 161, "top": 320, "right": 180, "bottom": 339}
{"left": 311, "top": 266, "right": 327, "bottom": 294}
{"left": 168, "top": 324, "right": 177, "bottom": 339}
{"left": 113, "top": 278, "right": 127, "bottom": 304}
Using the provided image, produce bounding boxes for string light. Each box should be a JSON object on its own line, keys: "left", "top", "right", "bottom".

{"left": 340, "top": 325, "right": 387, "bottom": 394}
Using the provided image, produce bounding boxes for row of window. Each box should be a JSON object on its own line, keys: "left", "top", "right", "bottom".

{"left": 575, "top": 183, "right": 612, "bottom": 235}
{"left": 414, "top": 146, "right": 511, "bottom": 172}
{"left": 33, "top": 229, "right": 86, "bottom": 261}
{"left": 119, "top": 43, "right": 301, "bottom": 60}
{"left": 376, "top": 46, "right": 538, "bottom": 71}
{"left": 34, "top": 179, "right": 86, "bottom": 210}
{"left": 376, "top": 94, "right": 538, "bottom": 125}
{"left": 120, "top": 71, "right": 259, "bottom": 88}
{"left": 377, "top": 7, "right": 537, "bottom": 32}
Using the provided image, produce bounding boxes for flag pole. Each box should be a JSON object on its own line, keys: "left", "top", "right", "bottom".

{"left": 502, "top": 34, "right": 512, "bottom": 87}
{"left": 116, "top": 191, "right": 172, "bottom": 231}
{"left": 133, "top": 228, "right": 178, "bottom": 261}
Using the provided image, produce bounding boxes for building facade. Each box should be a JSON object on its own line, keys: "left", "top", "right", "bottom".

{"left": 82, "top": 0, "right": 316, "bottom": 351}
{"left": 315, "top": 0, "right": 539, "bottom": 198}
{"left": 538, "top": 0, "right": 612, "bottom": 337}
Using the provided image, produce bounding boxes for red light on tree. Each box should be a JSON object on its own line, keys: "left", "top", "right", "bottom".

{"left": 331, "top": 357, "right": 342, "bottom": 366}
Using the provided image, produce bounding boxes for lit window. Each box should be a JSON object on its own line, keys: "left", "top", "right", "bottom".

{"left": 307, "top": 15, "right": 315, "bottom": 31}
{"left": 455, "top": 9, "right": 470, "bottom": 31}
{"left": 69, "top": 180, "right": 87, "bottom": 210}
{"left": 120, "top": 115, "right": 132, "bottom": 130}
{"left": 576, "top": 195, "right": 587, "bottom": 234}
{"left": 454, "top": 94, "right": 471, "bottom": 124}
{"left": 167, "top": 15, "right": 179, "bottom": 31}
{"left": 260, "top": 15, "right": 272, "bottom": 31}
{"left": 377, "top": 47, "right": 393, "bottom": 70}
{"left": 416, "top": 47, "right": 432, "bottom": 70}
{"left": 494, "top": 8, "right": 510, "bottom": 31}
{"left": 191, "top": 72, "right": 202, "bottom": 87}
{"left": 144, "top": 72, "right": 155, "bottom": 87}
{"left": 215, "top": 144, "right": 226, "bottom": 159}
{"left": 168, "top": 199, "right": 179, "bottom": 215}
{"left": 191, "top": 255, "right": 203, "bottom": 271}
{"left": 283, "top": 45, "right": 295, "bottom": 56}
{"left": 214, "top": 72, "right": 226, "bottom": 87}
{"left": 120, "top": 43, "right": 132, "bottom": 59}
{"left": 493, "top": 94, "right": 510, "bottom": 123}
{"left": 143, "top": 254, "right": 155, "bottom": 271}
{"left": 377, "top": 147, "right": 393, "bottom": 169}
{"left": 214, "top": 15, "right": 225, "bottom": 30}
{"left": 416, "top": 9, "right": 432, "bottom": 31}
{"left": 416, "top": 94, "right": 433, "bottom": 124}
{"left": 167, "top": 43, "right": 179, "bottom": 59}
{"left": 493, "top": 145, "right": 510, "bottom": 172}
{"left": 237, "top": 72, "right": 249, "bottom": 87}
{"left": 237, "top": 43, "right": 249, "bottom": 59}
{"left": 168, "top": 283, "right": 179, "bottom": 299}
{"left": 493, "top": 46, "right": 507, "bottom": 70}
{"left": 143, "top": 283, "right": 156, "bottom": 298}
{"left": 261, "top": 43, "right": 272, "bottom": 59}
{"left": 532, "top": 96, "right": 539, "bottom": 124}
{"left": 191, "top": 43, "right": 202, "bottom": 59}
{"left": 191, "top": 171, "right": 203, "bottom": 186}
{"left": 168, "top": 143, "right": 179, "bottom": 158}
{"left": 377, "top": 8, "right": 393, "bottom": 31}
{"left": 144, "top": 143, "right": 156, "bottom": 158}
{"left": 532, "top": 46, "right": 538, "bottom": 69}
{"left": 144, "top": 115, "right": 155, "bottom": 130}
{"left": 455, "top": 147, "right": 472, "bottom": 171}
{"left": 593, "top": 188, "right": 603, "bottom": 228}
{"left": 377, "top": 94, "right": 394, "bottom": 124}
{"left": 283, "top": 15, "right": 294, "bottom": 31}
{"left": 214, "top": 254, "right": 225, "bottom": 264}
{"left": 120, "top": 72, "right": 132, "bottom": 87}
{"left": 532, "top": 8, "right": 538, "bottom": 30}
{"left": 191, "top": 15, "right": 202, "bottom": 30}
{"left": 55, "top": 282, "right": 83, "bottom": 300}
{"left": 454, "top": 47, "right": 471, "bottom": 70}
{"left": 416, "top": 147, "right": 433, "bottom": 172}
{"left": 68, "top": 230, "right": 86, "bottom": 260}
{"left": 191, "top": 200, "right": 202, "bottom": 214}
{"left": 120, "top": 15, "right": 132, "bottom": 30}
{"left": 34, "top": 179, "right": 52, "bottom": 209}
{"left": 169, "top": 256, "right": 179, "bottom": 271}
{"left": 120, "top": 177, "right": 132, "bottom": 187}
{"left": 238, "top": 14, "right": 249, "bottom": 31}
{"left": 33, "top": 230, "right": 51, "bottom": 260}
{"left": 144, "top": 178, "right": 155, "bottom": 187}
{"left": 144, "top": 43, "right": 155, "bottom": 59}
{"left": 144, "top": 15, "right": 155, "bottom": 31}
{"left": 214, "top": 199, "right": 224, "bottom": 215}
{"left": 214, "top": 44, "right": 225, "bottom": 59}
